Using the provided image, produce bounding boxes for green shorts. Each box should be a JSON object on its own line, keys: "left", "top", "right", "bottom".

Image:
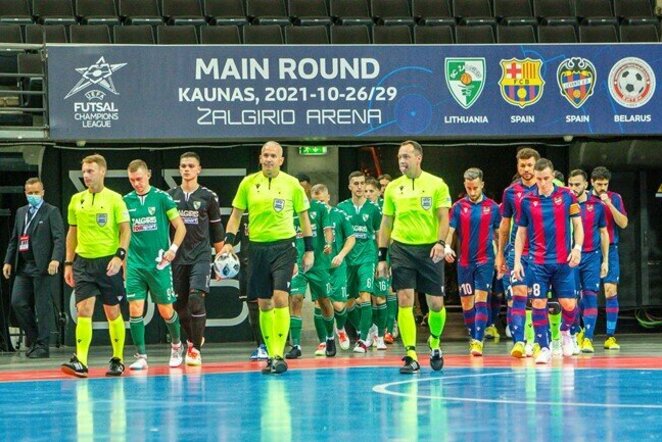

{"left": 126, "top": 265, "right": 176, "bottom": 305}
{"left": 347, "top": 262, "right": 375, "bottom": 298}
{"left": 290, "top": 268, "right": 329, "bottom": 301}
{"left": 329, "top": 265, "right": 348, "bottom": 302}
{"left": 374, "top": 276, "right": 391, "bottom": 298}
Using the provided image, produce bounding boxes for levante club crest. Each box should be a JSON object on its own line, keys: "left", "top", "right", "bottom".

{"left": 557, "top": 57, "right": 596, "bottom": 108}
{"left": 499, "top": 58, "right": 544, "bottom": 108}
{"left": 445, "top": 58, "right": 486, "bottom": 109}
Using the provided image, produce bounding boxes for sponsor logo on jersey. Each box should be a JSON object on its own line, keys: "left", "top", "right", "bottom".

{"left": 421, "top": 197, "right": 432, "bottom": 210}
{"left": 557, "top": 57, "right": 596, "bottom": 108}
{"left": 499, "top": 58, "right": 545, "bottom": 108}
{"left": 131, "top": 216, "right": 158, "bottom": 232}
{"left": 445, "top": 58, "right": 486, "bottom": 109}
{"left": 273, "top": 198, "right": 285, "bottom": 212}
{"left": 608, "top": 57, "right": 655, "bottom": 108}
{"left": 179, "top": 209, "right": 199, "bottom": 225}
{"left": 96, "top": 213, "right": 108, "bottom": 227}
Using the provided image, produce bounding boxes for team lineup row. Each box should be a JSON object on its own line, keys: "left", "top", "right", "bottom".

{"left": 4, "top": 141, "right": 626, "bottom": 376}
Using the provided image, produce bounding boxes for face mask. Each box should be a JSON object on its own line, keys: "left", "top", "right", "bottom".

{"left": 27, "top": 195, "right": 42, "bottom": 207}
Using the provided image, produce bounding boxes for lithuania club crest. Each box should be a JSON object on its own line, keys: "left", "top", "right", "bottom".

{"left": 445, "top": 58, "right": 486, "bottom": 109}
{"left": 557, "top": 57, "right": 596, "bottom": 108}
{"left": 499, "top": 58, "right": 545, "bottom": 108}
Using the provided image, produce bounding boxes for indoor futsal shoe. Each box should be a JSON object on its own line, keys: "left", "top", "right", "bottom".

{"left": 400, "top": 356, "right": 421, "bottom": 374}
{"left": 325, "top": 338, "right": 336, "bottom": 357}
{"left": 429, "top": 349, "right": 444, "bottom": 371}
{"left": 106, "top": 357, "right": 125, "bottom": 376}
{"left": 511, "top": 341, "right": 526, "bottom": 358}
{"left": 285, "top": 345, "right": 302, "bottom": 359}
{"left": 272, "top": 357, "right": 288, "bottom": 374}
{"left": 61, "top": 354, "right": 88, "bottom": 378}
{"left": 169, "top": 344, "right": 184, "bottom": 368}
{"left": 604, "top": 336, "right": 621, "bottom": 350}
{"left": 129, "top": 354, "right": 148, "bottom": 371}
{"left": 581, "top": 338, "right": 595, "bottom": 353}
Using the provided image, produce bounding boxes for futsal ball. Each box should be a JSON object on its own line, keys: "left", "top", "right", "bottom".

{"left": 618, "top": 69, "right": 646, "bottom": 97}
{"left": 214, "top": 253, "right": 240, "bottom": 279}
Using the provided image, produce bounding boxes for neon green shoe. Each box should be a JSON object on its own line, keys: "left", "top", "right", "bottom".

{"left": 484, "top": 325, "right": 500, "bottom": 340}
{"left": 604, "top": 336, "right": 620, "bottom": 350}
{"left": 581, "top": 338, "right": 595, "bottom": 353}
{"left": 470, "top": 340, "right": 483, "bottom": 357}
{"left": 511, "top": 341, "right": 526, "bottom": 358}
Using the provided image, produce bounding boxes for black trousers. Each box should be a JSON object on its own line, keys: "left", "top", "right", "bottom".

{"left": 11, "top": 273, "right": 54, "bottom": 347}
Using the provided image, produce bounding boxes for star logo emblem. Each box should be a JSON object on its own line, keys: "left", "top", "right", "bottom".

{"left": 65, "top": 56, "right": 127, "bottom": 99}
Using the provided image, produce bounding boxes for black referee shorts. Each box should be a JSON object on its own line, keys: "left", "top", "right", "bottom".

{"left": 247, "top": 237, "right": 297, "bottom": 300}
{"left": 73, "top": 255, "right": 126, "bottom": 305}
{"left": 390, "top": 241, "right": 445, "bottom": 296}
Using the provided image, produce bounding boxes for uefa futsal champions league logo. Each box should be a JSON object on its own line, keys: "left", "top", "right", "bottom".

{"left": 65, "top": 56, "right": 127, "bottom": 129}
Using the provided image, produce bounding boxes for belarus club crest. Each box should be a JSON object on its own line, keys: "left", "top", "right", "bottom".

{"left": 421, "top": 197, "right": 432, "bottom": 210}
{"left": 499, "top": 58, "right": 545, "bottom": 108}
{"left": 445, "top": 58, "right": 486, "bottom": 109}
{"left": 557, "top": 57, "right": 596, "bottom": 108}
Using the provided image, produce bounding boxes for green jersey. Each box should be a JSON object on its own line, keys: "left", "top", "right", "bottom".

{"left": 67, "top": 187, "right": 130, "bottom": 259}
{"left": 336, "top": 198, "right": 381, "bottom": 266}
{"left": 294, "top": 199, "right": 332, "bottom": 269}
{"left": 329, "top": 206, "right": 355, "bottom": 267}
{"left": 383, "top": 171, "right": 452, "bottom": 245}
{"left": 124, "top": 187, "right": 179, "bottom": 269}
{"left": 232, "top": 171, "right": 309, "bottom": 243}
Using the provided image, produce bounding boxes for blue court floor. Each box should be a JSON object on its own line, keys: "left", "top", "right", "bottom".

{"left": 1, "top": 353, "right": 662, "bottom": 441}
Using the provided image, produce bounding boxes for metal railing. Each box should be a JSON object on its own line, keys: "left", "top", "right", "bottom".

{"left": 0, "top": 43, "right": 48, "bottom": 140}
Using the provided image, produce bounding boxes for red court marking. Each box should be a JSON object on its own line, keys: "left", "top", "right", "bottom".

{"left": 1, "top": 354, "right": 662, "bottom": 382}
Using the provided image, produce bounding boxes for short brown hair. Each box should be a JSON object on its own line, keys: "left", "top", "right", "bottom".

{"left": 365, "top": 177, "right": 379, "bottom": 189}
{"left": 534, "top": 158, "right": 554, "bottom": 172}
{"left": 569, "top": 169, "right": 588, "bottom": 180}
{"left": 180, "top": 151, "right": 200, "bottom": 163}
{"left": 516, "top": 147, "right": 540, "bottom": 162}
{"left": 348, "top": 171, "right": 365, "bottom": 182}
{"left": 82, "top": 154, "right": 107, "bottom": 170}
{"left": 127, "top": 159, "right": 149, "bottom": 173}
{"left": 378, "top": 174, "right": 392, "bottom": 182}
{"left": 311, "top": 183, "right": 328, "bottom": 194}
{"left": 25, "top": 177, "right": 42, "bottom": 187}
{"left": 591, "top": 166, "right": 611, "bottom": 181}
{"left": 401, "top": 140, "right": 423, "bottom": 156}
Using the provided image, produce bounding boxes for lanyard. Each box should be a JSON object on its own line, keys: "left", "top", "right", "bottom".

{"left": 23, "top": 206, "right": 39, "bottom": 235}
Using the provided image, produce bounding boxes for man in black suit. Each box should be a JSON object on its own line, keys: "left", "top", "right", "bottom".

{"left": 3, "top": 177, "right": 64, "bottom": 358}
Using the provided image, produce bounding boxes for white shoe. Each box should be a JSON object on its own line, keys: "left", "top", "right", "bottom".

{"left": 367, "top": 324, "right": 378, "bottom": 347}
{"left": 314, "top": 343, "right": 326, "bottom": 356}
{"left": 572, "top": 335, "right": 580, "bottom": 355}
{"left": 525, "top": 342, "right": 534, "bottom": 357}
{"left": 353, "top": 340, "right": 368, "bottom": 353}
{"left": 337, "top": 328, "right": 350, "bottom": 351}
{"left": 130, "top": 354, "right": 148, "bottom": 370}
{"left": 505, "top": 324, "right": 512, "bottom": 339}
{"left": 169, "top": 344, "right": 184, "bottom": 368}
{"left": 551, "top": 339, "right": 563, "bottom": 357}
{"left": 375, "top": 336, "right": 387, "bottom": 350}
{"left": 392, "top": 321, "right": 399, "bottom": 339}
{"left": 561, "top": 331, "right": 574, "bottom": 357}
{"left": 185, "top": 347, "right": 202, "bottom": 366}
{"left": 535, "top": 347, "right": 552, "bottom": 364}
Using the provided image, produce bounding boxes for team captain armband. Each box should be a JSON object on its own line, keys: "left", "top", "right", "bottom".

{"left": 569, "top": 203, "right": 580, "bottom": 216}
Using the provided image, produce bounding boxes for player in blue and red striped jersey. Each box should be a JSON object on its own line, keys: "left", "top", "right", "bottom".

{"left": 513, "top": 158, "right": 584, "bottom": 365}
{"left": 590, "top": 166, "right": 628, "bottom": 350}
{"left": 568, "top": 169, "right": 609, "bottom": 353}
{"left": 495, "top": 147, "right": 540, "bottom": 358}
{"left": 445, "top": 168, "right": 500, "bottom": 356}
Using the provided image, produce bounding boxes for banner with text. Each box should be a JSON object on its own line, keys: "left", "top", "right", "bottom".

{"left": 47, "top": 44, "right": 662, "bottom": 141}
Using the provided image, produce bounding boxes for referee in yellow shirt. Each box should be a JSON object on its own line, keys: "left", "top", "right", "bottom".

{"left": 220, "top": 141, "right": 314, "bottom": 374}
{"left": 377, "top": 140, "right": 452, "bottom": 374}
{"left": 61, "top": 154, "right": 131, "bottom": 378}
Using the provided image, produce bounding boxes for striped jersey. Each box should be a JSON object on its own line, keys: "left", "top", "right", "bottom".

{"left": 579, "top": 197, "right": 607, "bottom": 252}
{"left": 450, "top": 195, "right": 501, "bottom": 266}
{"left": 590, "top": 191, "right": 626, "bottom": 245}
{"left": 500, "top": 179, "right": 536, "bottom": 255}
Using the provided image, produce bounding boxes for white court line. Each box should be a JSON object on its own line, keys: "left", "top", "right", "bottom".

{"left": 373, "top": 370, "right": 662, "bottom": 409}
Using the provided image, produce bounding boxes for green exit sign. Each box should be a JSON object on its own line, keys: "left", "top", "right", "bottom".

{"left": 299, "top": 146, "right": 327, "bottom": 156}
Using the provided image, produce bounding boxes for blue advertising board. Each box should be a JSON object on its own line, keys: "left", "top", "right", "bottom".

{"left": 46, "top": 44, "right": 662, "bottom": 141}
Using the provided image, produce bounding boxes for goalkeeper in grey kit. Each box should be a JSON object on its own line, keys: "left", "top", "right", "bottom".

{"left": 167, "top": 152, "right": 225, "bottom": 367}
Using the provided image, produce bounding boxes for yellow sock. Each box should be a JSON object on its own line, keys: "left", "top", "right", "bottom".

{"left": 108, "top": 315, "right": 125, "bottom": 361}
{"left": 398, "top": 306, "right": 418, "bottom": 361}
{"left": 76, "top": 316, "right": 93, "bottom": 366}
{"left": 260, "top": 309, "right": 276, "bottom": 357}
{"left": 273, "top": 307, "right": 291, "bottom": 359}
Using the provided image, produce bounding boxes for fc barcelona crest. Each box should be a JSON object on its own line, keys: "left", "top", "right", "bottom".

{"left": 557, "top": 57, "right": 596, "bottom": 108}
{"left": 273, "top": 198, "right": 285, "bottom": 212}
{"left": 421, "top": 197, "right": 432, "bottom": 210}
{"left": 499, "top": 58, "right": 545, "bottom": 108}
{"left": 96, "top": 213, "right": 108, "bottom": 227}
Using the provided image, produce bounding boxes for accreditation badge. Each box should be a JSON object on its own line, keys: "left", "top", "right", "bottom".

{"left": 19, "top": 235, "right": 30, "bottom": 252}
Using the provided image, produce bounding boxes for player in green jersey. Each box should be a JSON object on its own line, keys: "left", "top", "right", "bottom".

{"left": 286, "top": 196, "right": 334, "bottom": 359}
{"left": 221, "top": 141, "right": 313, "bottom": 374}
{"left": 124, "top": 160, "right": 187, "bottom": 370}
{"left": 337, "top": 171, "right": 382, "bottom": 353}
{"left": 61, "top": 154, "right": 131, "bottom": 378}
{"left": 311, "top": 184, "right": 356, "bottom": 351}
{"left": 377, "top": 140, "right": 452, "bottom": 374}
